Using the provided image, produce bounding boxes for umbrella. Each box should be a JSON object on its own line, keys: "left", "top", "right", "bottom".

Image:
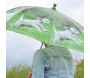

{"left": 6, "top": 6, "right": 84, "bottom": 52}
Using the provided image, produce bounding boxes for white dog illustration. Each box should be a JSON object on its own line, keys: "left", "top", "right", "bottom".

{"left": 14, "top": 15, "right": 50, "bottom": 32}
{"left": 53, "top": 25, "right": 83, "bottom": 44}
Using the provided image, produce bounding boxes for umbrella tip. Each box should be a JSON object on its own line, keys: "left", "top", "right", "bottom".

{"left": 52, "top": 3, "right": 57, "bottom": 10}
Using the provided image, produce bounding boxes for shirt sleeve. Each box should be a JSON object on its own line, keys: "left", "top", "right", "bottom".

{"left": 32, "top": 51, "right": 47, "bottom": 78}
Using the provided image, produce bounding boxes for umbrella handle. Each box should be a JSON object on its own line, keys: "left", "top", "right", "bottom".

{"left": 40, "top": 42, "right": 48, "bottom": 49}
{"left": 40, "top": 42, "right": 43, "bottom": 49}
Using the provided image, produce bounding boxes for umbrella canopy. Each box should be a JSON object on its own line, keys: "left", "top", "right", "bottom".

{"left": 6, "top": 6, "right": 84, "bottom": 52}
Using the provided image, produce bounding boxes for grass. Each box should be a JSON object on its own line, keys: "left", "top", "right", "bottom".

{"left": 6, "top": 61, "right": 84, "bottom": 78}
{"left": 6, "top": 65, "right": 32, "bottom": 78}
{"left": 74, "top": 61, "right": 84, "bottom": 78}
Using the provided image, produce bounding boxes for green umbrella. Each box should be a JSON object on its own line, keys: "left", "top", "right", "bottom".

{"left": 6, "top": 6, "right": 84, "bottom": 52}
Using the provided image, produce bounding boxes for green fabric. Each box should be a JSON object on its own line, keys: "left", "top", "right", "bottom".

{"left": 6, "top": 6, "right": 84, "bottom": 52}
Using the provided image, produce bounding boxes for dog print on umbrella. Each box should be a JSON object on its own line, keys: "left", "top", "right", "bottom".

{"left": 14, "top": 15, "right": 50, "bottom": 32}
{"left": 53, "top": 25, "right": 83, "bottom": 44}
